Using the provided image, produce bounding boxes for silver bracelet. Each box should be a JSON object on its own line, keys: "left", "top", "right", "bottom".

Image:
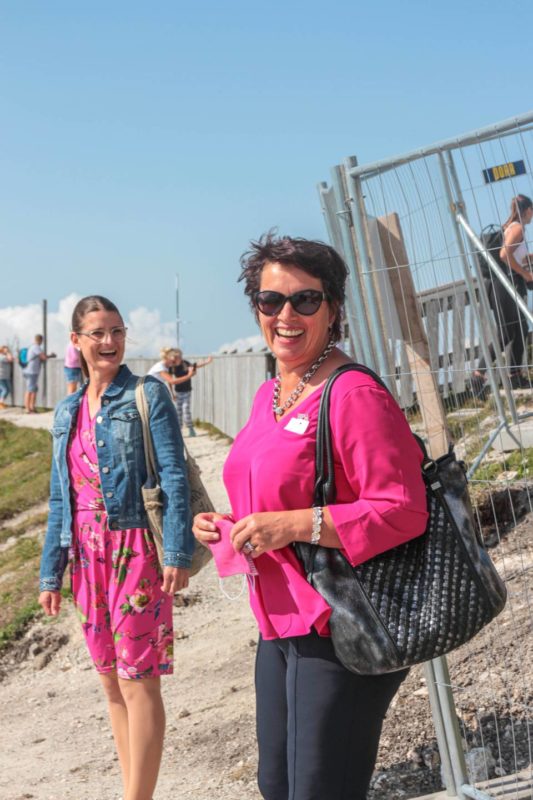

{"left": 310, "top": 506, "right": 323, "bottom": 545}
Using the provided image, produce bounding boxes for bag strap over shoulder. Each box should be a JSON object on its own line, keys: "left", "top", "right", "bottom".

{"left": 135, "top": 377, "right": 158, "bottom": 483}
{"left": 315, "top": 363, "right": 442, "bottom": 508}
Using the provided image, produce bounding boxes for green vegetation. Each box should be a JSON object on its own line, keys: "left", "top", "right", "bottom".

{"left": 0, "top": 511, "right": 48, "bottom": 545}
{"left": 0, "top": 423, "right": 52, "bottom": 648}
{"left": 0, "top": 420, "right": 52, "bottom": 520}
{"left": 473, "top": 447, "right": 533, "bottom": 483}
{"left": 0, "top": 600, "right": 41, "bottom": 651}
{"left": 0, "top": 537, "right": 43, "bottom": 650}
{"left": 193, "top": 419, "right": 233, "bottom": 443}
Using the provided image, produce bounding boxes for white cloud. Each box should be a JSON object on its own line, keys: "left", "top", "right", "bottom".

{"left": 217, "top": 334, "right": 267, "bottom": 354}
{"left": 0, "top": 295, "right": 182, "bottom": 358}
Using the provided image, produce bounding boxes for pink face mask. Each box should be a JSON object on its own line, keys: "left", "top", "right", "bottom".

{"left": 207, "top": 518, "right": 258, "bottom": 578}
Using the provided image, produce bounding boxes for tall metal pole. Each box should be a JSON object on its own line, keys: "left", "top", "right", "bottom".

{"left": 42, "top": 299, "right": 48, "bottom": 408}
{"left": 175, "top": 274, "right": 180, "bottom": 348}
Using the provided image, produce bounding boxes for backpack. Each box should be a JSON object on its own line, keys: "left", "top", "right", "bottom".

{"left": 477, "top": 225, "right": 508, "bottom": 280}
{"left": 18, "top": 347, "right": 29, "bottom": 368}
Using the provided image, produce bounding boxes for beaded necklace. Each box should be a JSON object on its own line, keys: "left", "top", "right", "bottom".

{"left": 272, "top": 339, "right": 336, "bottom": 417}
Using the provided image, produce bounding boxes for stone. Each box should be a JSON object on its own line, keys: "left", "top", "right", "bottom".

{"left": 464, "top": 746, "right": 495, "bottom": 782}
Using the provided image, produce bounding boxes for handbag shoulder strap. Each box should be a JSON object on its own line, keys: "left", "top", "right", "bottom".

{"left": 135, "top": 377, "right": 157, "bottom": 482}
{"left": 314, "top": 363, "right": 392, "bottom": 506}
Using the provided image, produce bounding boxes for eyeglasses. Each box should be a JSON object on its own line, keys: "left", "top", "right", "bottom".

{"left": 253, "top": 290, "right": 326, "bottom": 316}
{"left": 77, "top": 326, "right": 128, "bottom": 342}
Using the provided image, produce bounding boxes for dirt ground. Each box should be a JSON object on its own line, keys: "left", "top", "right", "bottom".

{"left": 0, "top": 412, "right": 531, "bottom": 800}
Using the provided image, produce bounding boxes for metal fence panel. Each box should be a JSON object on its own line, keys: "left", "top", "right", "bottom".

{"left": 318, "top": 112, "right": 533, "bottom": 799}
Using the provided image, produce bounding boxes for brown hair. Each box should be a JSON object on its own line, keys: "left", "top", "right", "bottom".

{"left": 238, "top": 232, "right": 348, "bottom": 341}
{"left": 71, "top": 295, "right": 123, "bottom": 379}
{"left": 503, "top": 194, "right": 533, "bottom": 229}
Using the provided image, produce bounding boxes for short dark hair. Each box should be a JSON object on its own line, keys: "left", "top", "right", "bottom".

{"left": 238, "top": 232, "right": 348, "bottom": 341}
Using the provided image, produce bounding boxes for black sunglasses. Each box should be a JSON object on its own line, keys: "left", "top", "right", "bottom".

{"left": 253, "top": 290, "right": 326, "bottom": 316}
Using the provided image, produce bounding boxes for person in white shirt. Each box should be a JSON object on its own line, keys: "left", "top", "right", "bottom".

{"left": 147, "top": 347, "right": 195, "bottom": 390}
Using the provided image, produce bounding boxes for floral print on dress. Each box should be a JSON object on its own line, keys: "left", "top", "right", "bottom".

{"left": 68, "top": 392, "right": 173, "bottom": 679}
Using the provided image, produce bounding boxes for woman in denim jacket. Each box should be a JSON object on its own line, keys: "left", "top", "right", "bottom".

{"left": 39, "top": 295, "right": 193, "bottom": 800}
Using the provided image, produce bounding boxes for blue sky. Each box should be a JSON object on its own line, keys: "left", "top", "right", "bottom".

{"left": 1, "top": 1, "right": 532, "bottom": 355}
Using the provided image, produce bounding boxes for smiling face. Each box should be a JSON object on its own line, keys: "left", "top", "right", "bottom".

{"left": 71, "top": 309, "right": 126, "bottom": 380}
{"left": 258, "top": 261, "right": 335, "bottom": 372}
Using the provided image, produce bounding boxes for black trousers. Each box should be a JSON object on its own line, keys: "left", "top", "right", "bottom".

{"left": 255, "top": 632, "right": 408, "bottom": 800}
{"left": 477, "top": 279, "right": 528, "bottom": 372}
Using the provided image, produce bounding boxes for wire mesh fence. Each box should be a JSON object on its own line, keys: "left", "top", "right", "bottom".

{"left": 319, "top": 112, "right": 533, "bottom": 799}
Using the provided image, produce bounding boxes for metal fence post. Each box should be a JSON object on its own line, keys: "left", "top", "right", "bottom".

{"left": 329, "top": 165, "right": 378, "bottom": 370}
{"left": 344, "top": 157, "right": 395, "bottom": 389}
{"left": 317, "top": 181, "right": 361, "bottom": 360}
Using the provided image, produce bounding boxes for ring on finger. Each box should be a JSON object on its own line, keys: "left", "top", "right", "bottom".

{"left": 243, "top": 541, "right": 256, "bottom": 554}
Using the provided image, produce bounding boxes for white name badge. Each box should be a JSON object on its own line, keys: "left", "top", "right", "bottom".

{"left": 284, "top": 416, "right": 310, "bottom": 435}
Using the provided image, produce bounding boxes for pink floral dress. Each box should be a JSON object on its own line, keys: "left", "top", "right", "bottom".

{"left": 68, "top": 393, "right": 174, "bottom": 679}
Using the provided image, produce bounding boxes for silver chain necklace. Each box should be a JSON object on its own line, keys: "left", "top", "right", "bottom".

{"left": 273, "top": 339, "right": 336, "bottom": 416}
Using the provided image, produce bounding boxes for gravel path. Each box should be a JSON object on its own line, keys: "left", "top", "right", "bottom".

{"left": 1, "top": 410, "right": 530, "bottom": 800}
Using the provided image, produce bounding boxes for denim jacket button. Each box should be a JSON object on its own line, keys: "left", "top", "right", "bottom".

{"left": 97, "top": 440, "right": 104, "bottom": 447}
{"left": 106, "top": 491, "right": 114, "bottom": 498}
{"left": 102, "top": 466, "right": 110, "bottom": 474}
{"left": 110, "top": 521, "right": 118, "bottom": 529}
{"left": 103, "top": 399, "right": 110, "bottom": 405}
{"left": 96, "top": 415, "right": 103, "bottom": 424}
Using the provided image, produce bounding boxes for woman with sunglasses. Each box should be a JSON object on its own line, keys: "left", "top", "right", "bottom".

{"left": 193, "top": 234, "right": 428, "bottom": 800}
{"left": 39, "top": 295, "right": 193, "bottom": 800}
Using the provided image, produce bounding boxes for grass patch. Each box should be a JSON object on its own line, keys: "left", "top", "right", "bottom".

{"left": 193, "top": 420, "right": 233, "bottom": 443}
{"left": 0, "top": 537, "right": 42, "bottom": 576}
{"left": 0, "top": 600, "right": 41, "bottom": 651}
{"left": 0, "top": 420, "right": 52, "bottom": 521}
{"left": 0, "top": 536, "right": 42, "bottom": 647}
{"left": 473, "top": 447, "right": 533, "bottom": 482}
{"left": 0, "top": 511, "right": 48, "bottom": 545}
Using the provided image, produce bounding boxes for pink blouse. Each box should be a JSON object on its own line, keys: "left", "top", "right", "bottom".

{"left": 223, "top": 369, "right": 428, "bottom": 640}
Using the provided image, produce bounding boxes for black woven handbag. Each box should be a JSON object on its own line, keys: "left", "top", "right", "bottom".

{"left": 294, "top": 364, "right": 507, "bottom": 675}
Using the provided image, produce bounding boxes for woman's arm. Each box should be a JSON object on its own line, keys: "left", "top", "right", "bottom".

{"left": 194, "top": 357, "right": 213, "bottom": 370}
{"left": 144, "top": 379, "right": 194, "bottom": 569}
{"left": 159, "top": 368, "right": 195, "bottom": 386}
{"left": 39, "top": 448, "right": 66, "bottom": 614}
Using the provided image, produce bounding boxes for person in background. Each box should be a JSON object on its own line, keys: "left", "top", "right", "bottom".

{"left": 473, "top": 194, "right": 533, "bottom": 393}
{"left": 147, "top": 348, "right": 195, "bottom": 404}
{"left": 0, "top": 345, "right": 14, "bottom": 409}
{"left": 64, "top": 340, "right": 83, "bottom": 394}
{"left": 193, "top": 234, "right": 427, "bottom": 800}
{"left": 39, "top": 295, "right": 193, "bottom": 800}
{"left": 22, "top": 334, "right": 56, "bottom": 414}
{"left": 169, "top": 349, "right": 213, "bottom": 437}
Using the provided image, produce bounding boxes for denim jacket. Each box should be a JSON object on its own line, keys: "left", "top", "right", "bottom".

{"left": 39, "top": 365, "right": 193, "bottom": 592}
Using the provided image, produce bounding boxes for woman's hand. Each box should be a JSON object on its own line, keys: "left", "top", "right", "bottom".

{"left": 192, "top": 511, "right": 226, "bottom": 545}
{"left": 161, "top": 567, "right": 189, "bottom": 594}
{"left": 230, "top": 511, "right": 308, "bottom": 557}
{"left": 39, "top": 591, "right": 62, "bottom": 616}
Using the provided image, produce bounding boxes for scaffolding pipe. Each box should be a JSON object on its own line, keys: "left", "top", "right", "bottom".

{"left": 445, "top": 152, "right": 518, "bottom": 421}
{"left": 438, "top": 154, "right": 512, "bottom": 425}
{"left": 347, "top": 111, "right": 533, "bottom": 179}
{"left": 456, "top": 215, "right": 533, "bottom": 327}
